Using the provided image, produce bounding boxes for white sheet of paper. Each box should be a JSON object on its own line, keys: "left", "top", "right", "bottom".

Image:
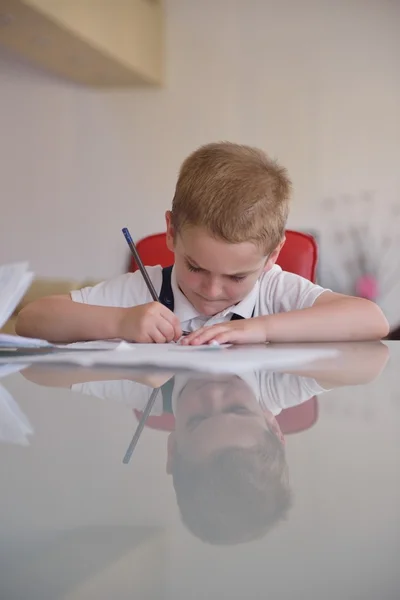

{"left": 0, "top": 344, "right": 339, "bottom": 373}
{"left": 59, "top": 340, "right": 127, "bottom": 350}
{"left": 0, "top": 262, "right": 53, "bottom": 349}
{"left": 0, "top": 262, "right": 34, "bottom": 329}
{"left": 115, "top": 342, "right": 232, "bottom": 351}
{"left": 58, "top": 341, "right": 231, "bottom": 351}
{"left": 0, "top": 363, "right": 30, "bottom": 379}
{"left": 0, "top": 334, "right": 52, "bottom": 348}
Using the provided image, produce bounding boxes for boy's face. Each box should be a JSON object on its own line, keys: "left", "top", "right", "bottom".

{"left": 166, "top": 375, "right": 284, "bottom": 472}
{"left": 166, "top": 211, "right": 283, "bottom": 316}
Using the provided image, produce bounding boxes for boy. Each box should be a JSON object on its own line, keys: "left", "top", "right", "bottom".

{"left": 16, "top": 143, "right": 389, "bottom": 344}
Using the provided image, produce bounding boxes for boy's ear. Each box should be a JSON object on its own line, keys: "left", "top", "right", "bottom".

{"left": 165, "top": 211, "right": 175, "bottom": 252}
{"left": 166, "top": 432, "right": 177, "bottom": 475}
{"left": 263, "top": 236, "right": 286, "bottom": 271}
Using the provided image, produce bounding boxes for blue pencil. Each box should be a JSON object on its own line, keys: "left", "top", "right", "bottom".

{"left": 122, "top": 227, "right": 159, "bottom": 302}
{"left": 122, "top": 227, "right": 189, "bottom": 336}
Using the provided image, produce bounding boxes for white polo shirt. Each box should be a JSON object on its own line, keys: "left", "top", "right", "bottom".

{"left": 70, "top": 265, "right": 327, "bottom": 333}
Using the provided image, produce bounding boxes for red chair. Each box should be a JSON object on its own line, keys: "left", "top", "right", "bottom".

{"left": 275, "top": 396, "right": 318, "bottom": 434}
{"left": 129, "top": 230, "right": 318, "bottom": 282}
{"left": 276, "top": 230, "right": 317, "bottom": 282}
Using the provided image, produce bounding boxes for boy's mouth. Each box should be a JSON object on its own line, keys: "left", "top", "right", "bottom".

{"left": 195, "top": 293, "right": 228, "bottom": 303}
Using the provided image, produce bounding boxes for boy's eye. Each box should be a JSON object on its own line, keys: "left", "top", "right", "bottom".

{"left": 187, "top": 415, "right": 206, "bottom": 430}
{"left": 186, "top": 262, "right": 202, "bottom": 273}
{"left": 186, "top": 260, "right": 246, "bottom": 281}
{"left": 224, "top": 405, "right": 251, "bottom": 415}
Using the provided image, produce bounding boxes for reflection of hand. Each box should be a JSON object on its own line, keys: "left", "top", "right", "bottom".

{"left": 181, "top": 317, "right": 267, "bottom": 346}
{"left": 281, "top": 342, "right": 390, "bottom": 388}
{"left": 125, "top": 372, "right": 173, "bottom": 388}
{"left": 22, "top": 366, "right": 173, "bottom": 390}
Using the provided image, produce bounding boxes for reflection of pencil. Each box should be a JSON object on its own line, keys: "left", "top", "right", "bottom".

{"left": 123, "top": 387, "right": 160, "bottom": 464}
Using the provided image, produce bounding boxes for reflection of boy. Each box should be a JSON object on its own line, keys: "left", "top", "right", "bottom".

{"left": 166, "top": 374, "right": 292, "bottom": 545}
{"left": 22, "top": 342, "right": 389, "bottom": 545}
{"left": 69, "top": 370, "right": 326, "bottom": 419}
{"left": 70, "top": 371, "right": 325, "bottom": 544}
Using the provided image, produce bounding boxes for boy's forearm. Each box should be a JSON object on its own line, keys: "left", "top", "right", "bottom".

{"left": 16, "top": 297, "right": 125, "bottom": 343}
{"left": 262, "top": 298, "right": 389, "bottom": 343}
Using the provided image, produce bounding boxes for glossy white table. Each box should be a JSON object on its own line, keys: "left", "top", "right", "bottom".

{"left": 0, "top": 342, "right": 398, "bottom": 600}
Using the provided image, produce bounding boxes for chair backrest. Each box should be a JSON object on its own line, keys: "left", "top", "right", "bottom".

{"left": 129, "top": 230, "right": 318, "bottom": 282}
{"left": 130, "top": 233, "right": 174, "bottom": 271}
{"left": 276, "top": 230, "right": 317, "bottom": 282}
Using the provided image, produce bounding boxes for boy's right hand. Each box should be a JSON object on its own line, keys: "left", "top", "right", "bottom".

{"left": 117, "top": 302, "right": 182, "bottom": 343}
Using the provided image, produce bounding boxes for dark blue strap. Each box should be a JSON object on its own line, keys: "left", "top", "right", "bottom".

{"left": 161, "top": 376, "right": 175, "bottom": 413}
{"left": 160, "top": 266, "right": 174, "bottom": 311}
{"left": 231, "top": 312, "right": 244, "bottom": 321}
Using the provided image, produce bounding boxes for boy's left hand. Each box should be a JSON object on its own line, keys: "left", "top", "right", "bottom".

{"left": 181, "top": 317, "right": 267, "bottom": 346}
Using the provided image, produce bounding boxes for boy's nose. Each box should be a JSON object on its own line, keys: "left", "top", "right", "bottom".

{"left": 201, "top": 388, "right": 228, "bottom": 413}
{"left": 202, "top": 276, "right": 223, "bottom": 299}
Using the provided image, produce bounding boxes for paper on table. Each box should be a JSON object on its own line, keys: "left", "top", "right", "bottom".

{"left": 0, "top": 363, "right": 30, "bottom": 379}
{"left": 0, "top": 343, "right": 339, "bottom": 373}
{"left": 0, "top": 262, "right": 34, "bottom": 329}
{"left": 59, "top": 340, "right": 127, "bottom": 350}
{"left": 58, "top": 341, "right": 232, "bottom": 351}
{"left": 0, "top": 261, "right": 52, "bottom": 349}
{"left": 0, "top": 334, "right": 52, "bottom": 348}
{"left": 114, "top": 342, "right": 232, "bottom": 351}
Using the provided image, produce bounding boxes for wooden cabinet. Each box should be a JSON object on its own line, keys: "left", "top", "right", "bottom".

{"left": 0, "top": 0, "right": 164, "bottom": 86}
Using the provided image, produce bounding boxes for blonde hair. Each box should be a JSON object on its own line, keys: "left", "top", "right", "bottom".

{"left": 172, "top": 430, "right": 291, "bottom": 545}
{"left": 171, "top": 142, "right": 292, "bottom": 254}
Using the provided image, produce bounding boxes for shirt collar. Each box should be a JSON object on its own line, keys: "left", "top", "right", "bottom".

{"left": 224, "top": 280, "right": 259, "bottom": 318}
{"left": 171, "top": 266, "right": 259, "bottom": 323}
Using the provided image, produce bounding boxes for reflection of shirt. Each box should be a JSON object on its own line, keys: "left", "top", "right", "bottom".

{"left": 244, "top": 372, "right": 326, "bottom": 414}
{"left": 71, "top": 265, "right": 327, "bottom": 334}
{"left": 71, "top": 372, "right": 327, "bottom": 416}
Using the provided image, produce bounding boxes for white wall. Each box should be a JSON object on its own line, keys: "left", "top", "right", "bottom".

{"left": 0, "top": 0, "right": 399, "bottom": 319}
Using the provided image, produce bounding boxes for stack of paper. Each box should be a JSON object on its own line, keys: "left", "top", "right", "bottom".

{"left": 0, "top": 333, "right": 52, "bottom": 348}
{"left": 0, "top": 263, "right": 34, "bottom": 327}
{"left": 0, "top": 262, "right": 51, "bottom": 349}
{"left": 0, "top": 341, "right": 339, "bottom": 373}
